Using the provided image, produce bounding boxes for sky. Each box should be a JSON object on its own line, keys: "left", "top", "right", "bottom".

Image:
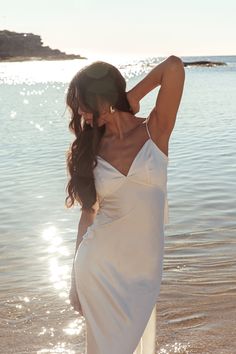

{"left": 1, "top": 0, "right": 236, "bottom": 61}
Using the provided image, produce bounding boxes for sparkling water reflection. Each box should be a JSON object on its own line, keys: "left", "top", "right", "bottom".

{"left": 0, "top": 55, "right": 236, "bottom": 353}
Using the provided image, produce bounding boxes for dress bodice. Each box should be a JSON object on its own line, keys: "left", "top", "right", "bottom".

{"left": 86, "top": 119, "right": 169, "bottom": 236}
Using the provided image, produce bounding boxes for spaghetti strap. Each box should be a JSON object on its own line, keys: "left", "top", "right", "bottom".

{"left": 145, "top": 114, "right": 152, "bottom": 139}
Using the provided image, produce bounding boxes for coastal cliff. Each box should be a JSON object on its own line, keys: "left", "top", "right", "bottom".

{"left": 0, "top": 30, "right": 86, "bottom": 61}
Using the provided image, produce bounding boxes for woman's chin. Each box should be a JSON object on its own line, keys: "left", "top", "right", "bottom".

{"left": 98, "top": 121, "right": 106, "bottom": 127}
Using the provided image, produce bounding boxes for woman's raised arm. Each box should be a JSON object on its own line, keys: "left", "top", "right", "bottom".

{"left": 127, "top": 55, "right": 185, "bottom": 138}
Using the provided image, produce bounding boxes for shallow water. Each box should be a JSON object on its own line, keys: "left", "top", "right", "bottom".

{"left": 0, "top": 55, "right": 236, "bottom": 353}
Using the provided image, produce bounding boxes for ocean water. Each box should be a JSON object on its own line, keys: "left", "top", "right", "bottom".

{"left": 0, "top": 55, "right": 236, "bottom": 354}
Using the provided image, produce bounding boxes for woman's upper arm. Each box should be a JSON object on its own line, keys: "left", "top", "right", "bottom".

{"left": 151, "top": 56, "right": 185, "bottom": 137}
{"left": 80, "top": 199, "right": 99, "bottom": 226}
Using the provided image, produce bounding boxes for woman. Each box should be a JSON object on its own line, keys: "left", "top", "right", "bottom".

{"left": 66, "top": 56, "right": 185, "bottom": 354}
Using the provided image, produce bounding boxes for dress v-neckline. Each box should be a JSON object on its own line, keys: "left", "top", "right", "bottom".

{"left": 96, "top": 138, "right": 151, "bottom": 178}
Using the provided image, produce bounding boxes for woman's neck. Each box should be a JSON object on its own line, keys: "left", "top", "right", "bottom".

{"left": 103, "top": 112, "right": 142, "bottom": 140}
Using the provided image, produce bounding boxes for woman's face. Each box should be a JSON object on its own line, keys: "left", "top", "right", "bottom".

{"left": 78, "top": 100, "right": 110, "bottom": 128}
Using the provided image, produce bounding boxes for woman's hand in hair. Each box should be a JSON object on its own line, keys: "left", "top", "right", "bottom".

{"left": 126, "top": 90, "right": 140, "bottom": 115}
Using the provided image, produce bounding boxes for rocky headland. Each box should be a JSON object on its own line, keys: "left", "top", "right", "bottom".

{"left": 0, "top": 30, "right": 227, "bottom": 66}
{"left": 0, "top": 30, "right": 86, "bottom": 61}
{"left": 183, "top": 60, "right": 226, "bottom": 67}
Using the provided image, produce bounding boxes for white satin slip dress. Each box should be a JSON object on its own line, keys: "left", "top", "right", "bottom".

{"left": 74, "top": 116, "right": 169, "bottom": 354}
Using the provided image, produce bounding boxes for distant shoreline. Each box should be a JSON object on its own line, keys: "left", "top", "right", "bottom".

{"left": 0, "top": 55, "right": 87, "bottom": 62}
{"left": 0, "top": 58, "right": 227, "bottom": 66}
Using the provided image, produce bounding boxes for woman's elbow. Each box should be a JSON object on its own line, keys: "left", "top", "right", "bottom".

{"left": 167, "top": 55, "right": 183, "bottom": 66}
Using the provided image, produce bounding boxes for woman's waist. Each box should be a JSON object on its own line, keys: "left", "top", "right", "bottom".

{"left": 90, "top": 201, "right": 165, "bottom": 232}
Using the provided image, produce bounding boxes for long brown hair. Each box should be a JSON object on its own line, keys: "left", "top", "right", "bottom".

{"left": 65, "top": 61, "right": 133, "bottom": 213}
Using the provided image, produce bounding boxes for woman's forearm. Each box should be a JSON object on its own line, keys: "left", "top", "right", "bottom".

{"left": 73, "top": 222, "right": 87, "bottom": 257}
{"left": 71, "top": 222, "right": 88, "bottom": 282}
{"left": 129, "top": 55, "right": 181, "bottom": 102}
{"left": 73, "top": 206, "right": 98, "bottom": 259}
{"left": 71, "top": 212, "right": 96, "bottom": 281}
